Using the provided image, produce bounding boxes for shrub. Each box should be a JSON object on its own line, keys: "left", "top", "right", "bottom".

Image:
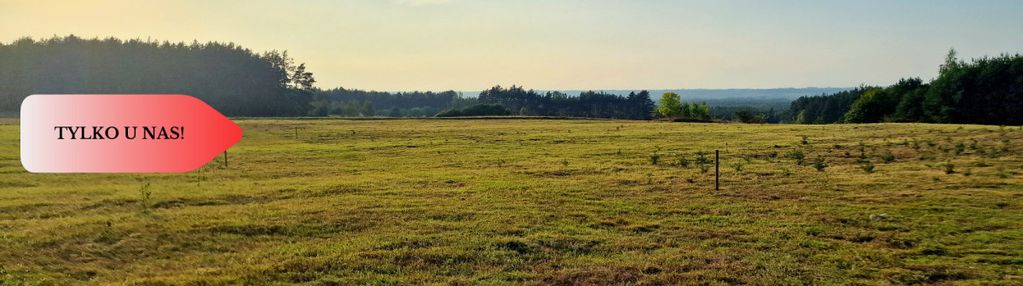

{"left": 675, "top": 155, "right": 691, "bottom": 168}
{"left": 944, "top": 162, "right": 955, "bottom": 174}
{"left": 786, "top": 150, "right": 805, "bottom": 165}
{"left": 138, "top": 180, "right": 152, "bottom": 214}
{"left": 953, "top": 143, "right": 965, "bottom": 155}
{"left": 649, "top": 152, "right": 660, "bottom": 165}
{"left": 813, "top": 158, "right": 828, "bottom": 172}
{"left": 695, "top": 152, "right": 712, "bottom": 173}
{"left": 881, "top": 152, "right": 896, "bottom": 163}
{"left": 860, "top": 161, "right": 875, "bottom": 173}
{"left": 920, "top": 244, "right": 948, "bottom": 256}
{"left": 800, "top": 135, "right": 810, "bottom": 145}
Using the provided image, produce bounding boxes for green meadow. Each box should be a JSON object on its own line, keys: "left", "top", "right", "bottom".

{"left": 1, "top": 119, "right": 1021, "bottom": 285}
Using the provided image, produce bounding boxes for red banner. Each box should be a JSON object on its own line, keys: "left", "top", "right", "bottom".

{"left": 20, "top": 94, "right": 242, "bottom": 173}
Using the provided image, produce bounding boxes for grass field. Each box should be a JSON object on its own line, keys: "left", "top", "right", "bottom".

{"left": 1, "top": 119, "right": 1022, "bottom": 285}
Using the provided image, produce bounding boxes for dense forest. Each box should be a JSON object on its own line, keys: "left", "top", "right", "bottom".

{"left": 0, "top": 35, "right": 314, "bottom": 116}
{"left": 788, "top": 50, "right": 1023, "bottom": 125}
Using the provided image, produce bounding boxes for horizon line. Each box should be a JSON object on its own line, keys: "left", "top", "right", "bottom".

{"left": 335, "top": 86, "right": 856, "bottom": 93}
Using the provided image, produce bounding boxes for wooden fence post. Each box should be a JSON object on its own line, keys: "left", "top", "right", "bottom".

{"left": 715, "top": 150, "right": 719, "bottom": 192}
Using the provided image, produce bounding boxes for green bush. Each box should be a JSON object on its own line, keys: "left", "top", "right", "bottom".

{"left": 881, "top": 152, "right": 896, "bottom": 163}
{"left": 731, "top": 161, "right": 744, "bottom": 172}
{"left": 675, "top": 155, "right": 691, "bottom": 168}
{"left": 786, "top": 150, "right": 805, "bottom": 165}
{"left": 695, "top": 152, "right": 712, "bottom": 173}
{"left": 860, "top": 161, "right": 876, "bottom": 173}
{"left": 813, "top": 158, "right": 828, "bottom": 172}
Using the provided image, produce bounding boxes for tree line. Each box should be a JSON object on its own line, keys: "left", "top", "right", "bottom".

{"left": 0, "top": 35, "right": 668, "bottom": 119}
{"left": 0, "top": 35, "right": 782, "bottom": 121}
{"left": 0, "top": 35, "right": 314, "bottom": 116}
{"left": 19, "top": 36, "right": 1018, "bottom": 124}
{"left": 788, "top": 50, "right": 1023, "bottom": 125}
{"left": 310, "top": 88, "right": 459, "bottom": 117}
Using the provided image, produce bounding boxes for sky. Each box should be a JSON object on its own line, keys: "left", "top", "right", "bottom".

{"left": 2, "top": 0, "right": 1022, "bottom": 91}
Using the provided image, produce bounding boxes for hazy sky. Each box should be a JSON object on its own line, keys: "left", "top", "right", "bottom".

{"left": 2, "top": 0, "right": 1022, "bottom": 91}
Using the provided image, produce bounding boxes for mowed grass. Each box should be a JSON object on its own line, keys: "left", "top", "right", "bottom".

{"left": 1, "top": 118, "right": 1022, "bottom": 285}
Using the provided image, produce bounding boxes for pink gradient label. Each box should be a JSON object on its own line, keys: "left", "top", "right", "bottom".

{"left": 20, "top": 94, "right": 242, "bottom": 173}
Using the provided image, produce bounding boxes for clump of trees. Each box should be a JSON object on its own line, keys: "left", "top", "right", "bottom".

{"left": 711, "top": 106, "right": 781, "bottom": 123}
{"left": 842, "top": 77, "right": 931, "bottom": 123}
{"left": 655, "top": 92, "right": 711, "bottom": 121}
{"left": 788, "top": 49, "right": 1023, "bottom": 125}
{"left": 733, "top": 109, "right": 769, "bottom": 123}
{"left": 473, "top": 85, "right": 655, "bottom": 119}
{"left": 435, "top": 104, "right": 511, "bottom": 117}
{"left": 0, "top": 35, "right": 314, "bottom": 116}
